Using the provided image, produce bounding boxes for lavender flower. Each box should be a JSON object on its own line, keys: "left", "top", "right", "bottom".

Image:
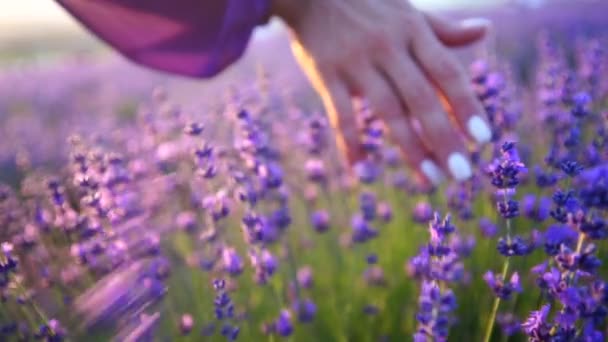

{"left": 411, "top": 211, "right": 464, "bottom": 340}
{"left": 522, "top": 304, "right": 551, "bottom": 341}
{"left": 487, "top": 142, "right": 526, "bottom": 190}
{"left": 497, "top": 313, "right": 521, "bottom": 337}
{"left": 560, "top": 160, "right": 584, "bottom": 178}
{"left": 4, "top": 33, "right": 608, "bottom": 342}
{"left": 478, "top": 217, "right": 498, "bottom": 238}
{"left": 543, "top": 225, "right": 577, "bottom": 256}
{"left": 359, "top": 191, "right": 377, "bottom": 221}
{"left": 484, "top": 271, "right": 522, "bottom": 300}
{"left": 413, "top": 202, "right": 433, "bottom": 224}
{"left": 351, "top": 214, "right": 378, "bottom": 244}
{"left": 180, "top": 314, "right": 194, "bottom": 335}
{"left": 297, "top": 266, "right": 313, "bottom": 289}
{"left": 377, "top": 202, "right": 392, "bottom": 223}
{"left": 213, "top": 279, "right": 239, "bottom": 340}
{"left": 354, "top": 160, "right": 380, "bottom": 184}
{"left": 222, "top": 248, "right": 244, "bottom": 276}
{"left": 304, "top": 159, "right": 326, "bottom": 183}
{"left": 497, "top": 235, "right": 533, "bottom": 256}
{"left": 183, "top": 122, "right": 205, "bottom": 136}
{"left": 249, "top": 248, "right": 278, "bottom": 284}
{"left": 363, "top": 266, "right": 386, "bottom": 287}
{"left": 0, "top": 243, "right": 18, "bottom": 286}
{"left": 497, "top": 199, "right": 519, "bottom": 219}
{"left": 310, "top": 210, "right": 330, "bottom": 233}
{"left": 293, "top": 299, "right": 316, "bottom": 323}
{"left": 414, "top": 282, "right": 456, "bottom": 341}
{"left": 34, "top": 319, "right": 65, "bottom": 342}
{"left": 522, "top": 195, "right": 551, "bottom": 222}
{"left": 571, "top": 91, "right": 592, "bottom": 118}
{"left": 534, "top": 166, "right": 558, "bottom": 188}
{"left": 275, "top": 310, "right": 293, "bottom": 337}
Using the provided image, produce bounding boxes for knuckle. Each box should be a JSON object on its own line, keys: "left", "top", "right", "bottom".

{"left": 368, "top": 34, "right": 393, "bottom": 55}
{"left": 385, "top": 115, "right": 407, "bottom": 135}
{"left": 434, "top": 57, "right": 464, "bottom": 81}
{"left": 313, "top": 52, "right": 350, "bottom": 76}
{"left": 453, "top": 92, "right": 477, "bottom": 110}
{"left": 402, "top": 12, "right": 425, "bottom": 30}
{"left": 380, "top": 100, "right": 400, "bottom": 117}
{"left": 369, "top": 91, "right": 396, "bottom": 115}
{"left": 375, "top": 92, "right": 393, "bottom": 108}
{"left": 426, "top": 111, "right": 454, "bottom": 136}
{"left": 407, "top": 83, "right": 436, "bottom": 106}
{"left": 316, "top": 57, "right": 341, "bottom": 76}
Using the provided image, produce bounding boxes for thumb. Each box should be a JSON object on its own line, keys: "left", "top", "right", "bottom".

{"left": 425, "top": 14, "right": 491, "bottom": 47}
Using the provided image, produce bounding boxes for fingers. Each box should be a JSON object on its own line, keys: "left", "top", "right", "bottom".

{"left": 345, "top": 66, "right": 445, "bottom": 187}
{"left": 378, "top": 52, "right": 472, "bottom": 181}
{"left": 425, "top": 14, "right": 490, "bottom": 47}
{"left": 320, "top": 81, "right": 363, "bottom": 166}
{"left": 410, "top": 20, "right": 492, "bottom": 148}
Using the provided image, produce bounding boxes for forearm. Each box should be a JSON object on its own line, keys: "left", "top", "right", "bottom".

{"left": 58, "top": 0, "right": 273, "bottom": 77}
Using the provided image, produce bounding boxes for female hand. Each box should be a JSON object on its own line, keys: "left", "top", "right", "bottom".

{"left": 272, "top": 0, "right": 492, "bottom": 186}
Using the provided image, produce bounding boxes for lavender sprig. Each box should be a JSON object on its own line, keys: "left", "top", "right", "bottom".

{"left": 483, "top": 141, "right": 527, "bottom": 342}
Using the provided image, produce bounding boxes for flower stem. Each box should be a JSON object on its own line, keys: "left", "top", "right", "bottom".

{"left": 567, "top": 233, "right": 586, "bottom": 285}
{"left": 283, "top": 238, "right": 301, "bottom": 301}
{"left": 14, "top": 277, "right": 49, "bottom": 325}
{"left": 483, "top": 257, "right": 510, "bottom": 342}
{"left": 484, "top": 194, "right": 514, "bottom": 341}
{"left": 574, "top": 233, "right": 585, "bottom": 254}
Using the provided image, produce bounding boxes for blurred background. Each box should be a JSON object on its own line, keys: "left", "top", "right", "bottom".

{"left": 1, "top": 0, "right": 607, "bottom": 185}
{"left": 1, "top": 0, "right": 606, "bottom": 173}
{"left": 0, "top": 0, "right": 602, "bottom": 65}
{"left": 1, "top": 1, "right": 607, "bottom": 341}
{"left": 1, "top": 0, "right": 607, "bottom": 71}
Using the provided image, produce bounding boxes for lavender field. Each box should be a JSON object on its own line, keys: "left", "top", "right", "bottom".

{"left": 1, "top": 3, "right": 608, "bottom": 341}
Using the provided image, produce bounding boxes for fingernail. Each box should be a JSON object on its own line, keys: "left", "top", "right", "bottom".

{"left": 420, "top": 159, "right": 445, "bottom": 186}
{"left": 447, "top": 153, "right": 472, "bottom": 181}
{"left": 467, "top": 115, "right": 492, "bottom": 144}
{"left": 460, "top": 17, "right": 492, "bottom": 29}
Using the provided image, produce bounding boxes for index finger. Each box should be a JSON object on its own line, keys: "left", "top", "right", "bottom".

{"left": 319, "top": 82, "right": 363, "bottom": 166}
{"left": 411, "top": 23, "right": 492, "bottom": 146}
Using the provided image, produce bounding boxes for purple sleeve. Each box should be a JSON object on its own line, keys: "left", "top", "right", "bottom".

{"left": 57, "top": 0, "right": 272, "bottom": 77}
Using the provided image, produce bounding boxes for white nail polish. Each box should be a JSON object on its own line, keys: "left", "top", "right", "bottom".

{"left": 460, "top": 17, "right": 492, "bottom": 29}
{"left": 447, "top": 153, "right": 472, "bottom": 181}
{"left": 467, "top": 115, "right": 492, "bottom": 144}
{"left": 420, "top": 159, "right": 445, "bottom": 186}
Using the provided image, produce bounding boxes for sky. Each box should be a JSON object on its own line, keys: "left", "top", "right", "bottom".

{"left": 0, "top": 0, "right": 509, "bottom": 35}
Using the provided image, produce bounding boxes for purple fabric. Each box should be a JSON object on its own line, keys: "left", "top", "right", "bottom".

{"left": 57, "top": 0, "right": 271, "bottom": 77}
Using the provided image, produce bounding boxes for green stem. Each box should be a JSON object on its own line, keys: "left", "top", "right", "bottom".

{"left": 14, "top": 279, "right": 49, "bottom": 325}
{"left": 284, "top": 238, "right": 301, "bottom": 301}
{"left": 268, "top": 282, "right": 284, "bottom": 309}
{"left": 483, "top": 257, "right": 511, "bottom": 342}
{"left": 566, "top": 234, "right": 586, "bottom": 286}
{"left": 484, "top": 193, "right": 514, "bottom": 342}
{"left": 574, "top": 233, "right": 585, "bottom": 254}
